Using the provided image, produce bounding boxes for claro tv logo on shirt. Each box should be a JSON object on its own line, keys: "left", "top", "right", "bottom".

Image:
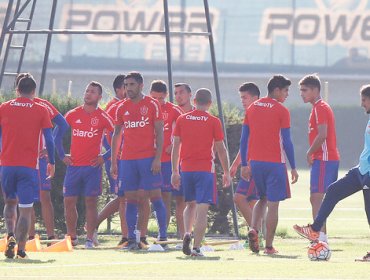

{"left": 124, "top": 116, "right": 150, "bottom": 128}
{"left": 10, "top": 101, "right": 34, "bottom": 108}
{"left": 254, "top": 101, "right": 274, "bottom": 108}
{"left": 73, "top": 128, "right": 99, "bottom": 138}
{"left": 185, "top": 115, "right": 208, "bottom": 121}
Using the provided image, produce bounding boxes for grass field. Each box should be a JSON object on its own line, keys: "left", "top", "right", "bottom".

{"left": 0, "top": 170, "right": 369, "bottom": 280}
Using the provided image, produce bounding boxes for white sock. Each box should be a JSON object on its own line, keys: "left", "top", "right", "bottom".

{"left": 319, "top": 232, "right": 328, "bottom": 243}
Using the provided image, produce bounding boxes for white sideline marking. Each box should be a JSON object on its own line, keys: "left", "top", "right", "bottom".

{"left": 280, "top": 218, "right": 366, "bottom": 221}
{"left": 0, "top": 277, "right": 343, "bottom": 280}
{"left": 0, "top": 256, "right": 355, "bottom": 271}
{"left": 282, "top": 208, "right": 363, "bottom": 211}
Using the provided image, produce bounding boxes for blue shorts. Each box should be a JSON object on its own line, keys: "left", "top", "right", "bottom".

{"left": 63, "top": 166, "right": 102, "bottom": 197}
{"left": 104, "top": 159, "right": 118, "bottom": 194}
{"left": 182, "top": 171, "right": 216, "bottom": 205}
{"left": 310, "top": 160, "right": 339, "bottom": 194}
{"left": 1, "top": 166, "right": 38, "bottom": 207}
{"left": 235, "top": 178, "right": 259, "bottom": 201}
{"left": 250, "top": 161, "right": 291, "bottom": 202}
{"left": 117, "top": 157, "right": 162, "bottom": 196}
{"left": 161, "top": 161, "right": 173, "bottom": 193}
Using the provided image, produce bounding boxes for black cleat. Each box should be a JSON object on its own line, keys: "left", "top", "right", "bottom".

{"left": 182, "top": 234, "right": 192, "bottom": 256}
{"left": 16, "top": 250, "right": 28, "bottom": 259}
{"left": 5, "top": 236, "right": 16, "bottom": 259}
{"left": 123, "top": 239, "right": 140, "bottom": 251}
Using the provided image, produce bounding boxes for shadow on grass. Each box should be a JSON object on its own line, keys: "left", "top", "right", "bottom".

{"left": 331, "top": 249, "right": 344, "bottom": 252}
{"left": 176, "top": 256, "right": 221, "bottom": 261}
{"left": 2, "top": 258, "right": 56, "bottom": 264}
{"left": 258, "top": 254, "right": 299, "bottom": 259}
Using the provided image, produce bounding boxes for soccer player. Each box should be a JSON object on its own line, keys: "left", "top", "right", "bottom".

{"left": 230, "top": 82, "right": 260, "bottom": 228}
{"left": 150, "top": 80, "right": 183, "bottom": 233}
{"left": 171, "top": 88, "right": 231, "bottom": 257}
{"left": 57, "top": 81, "right": 114, "bottom": 248}
{"left": 294, "top": 84, "right": 370, "bottom": 262}
{"left": 0, "top": 74, "right": 55, "bottom": 259}
{"left": 14, "top": 73, "right": 68, "bottom": 242}
{"left": 111, "top": 71, "right": 167, "bottom": 250}
{"left": 174, "top": 83, "right": 194, "bottom": 113}
{"left": 299, "top": 74, "right": 340, "bottom": 243}
{"left": 105, "top": 82, "right": 151, "bottom": 249}
{"left": 173, "top": 82, "right": 194, "bottom": 239}
{"left": 240, "top": 75, "right": 298, "bottom": 254}
{"left": 94, "top": 74, "right": 128, "bottom": 247}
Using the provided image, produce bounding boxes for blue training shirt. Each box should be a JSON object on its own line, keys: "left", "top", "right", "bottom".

{"left": 359, "top": 118, "right": 370, "bottom": 175}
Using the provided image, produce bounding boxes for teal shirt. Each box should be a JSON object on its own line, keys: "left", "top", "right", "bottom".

{"left": 359, "top": 118, "right": 370, "bottom": 175}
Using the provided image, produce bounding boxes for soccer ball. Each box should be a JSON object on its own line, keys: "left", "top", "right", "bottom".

{"left": 307, "top": 241, "right": 331, "bottom": 261}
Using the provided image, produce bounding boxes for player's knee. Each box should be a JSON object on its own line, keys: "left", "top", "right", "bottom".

{"left": 233, "top": 193, "right": 242, "bottom": 205}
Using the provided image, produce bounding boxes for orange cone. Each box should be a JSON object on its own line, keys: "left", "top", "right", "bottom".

{"left": 26, "top": 234, "right": 42, "bottom": 252}
{"left": 0, "top": 237, "right": 7, "bottom": 252}
{"left": 42, "top": 236, "right": 73, "bottom": 252}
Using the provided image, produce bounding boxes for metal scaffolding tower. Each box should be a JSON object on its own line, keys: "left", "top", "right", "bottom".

{"left": 0, "top": 0, "right": 240, "bottom": 237}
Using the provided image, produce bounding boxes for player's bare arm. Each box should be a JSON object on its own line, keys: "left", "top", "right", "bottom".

{"left": 171, "top": 136, "right": 181, "bottom": 190}
{"left": 62, "top": 154, "right": 73, "bottom": 166}
{"left": 165, "top": 143, "right": 173, "bottom": 155}
{"left": 215, "top": 140, "right": 231, "bottom": 188}
{"left": 291, "top": 169, "right": 299, "bottom": 184}
{"left": 230, "top": 151, "right": 241, "bottom": 177}
{"left": 91, "top": 155, "right": 105, "bottom": 167}
{"left": 240, "top": 165, "right": 251, "bottom": 182}
{"left": 152, "top": 120, "right": 164, "bottom": 174}
{"left": 307, "top": 124, "right": 327, "bottom": 166}
{"left": 110, "top": 124, "right": 123, "bottom": 179}
{"left": 46, "top": 163, "right": 55, "bottom": 179}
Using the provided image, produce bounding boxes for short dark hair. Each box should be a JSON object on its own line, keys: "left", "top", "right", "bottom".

{"left": 195, "top": 88, "right": 212, "bottom": 105}
{"left": 17, "top": 74, "right": 36, "bottom": 95}
{"left": 113, "top": 74, "right": 125, "bottom": 92}
{"left": 361, "top": 84, "right": 370, "bottom": 98}
{"left": 267, "top": 75, "right": 291, "bottom": 94}
{"left": 299, "top": 74, "right": 321, "bottom": 91}
{"left": 125, "top": 71, "right": 144, "bottom": 84}
{"left": 150, "top": 80, "right": 167, "bottom": 94}
{"left": 174, "top": 82, "right": 191, "bottom": 93}
{"left": 239, "top": 82, "right": 260, "bottom": 98}
{"left": 89, "top": 81, "right": 103, "bottom": 95}
{"left": 15, "top": 72, "right": 31, "bottom": 88}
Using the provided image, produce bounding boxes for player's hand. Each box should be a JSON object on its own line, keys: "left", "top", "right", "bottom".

{"left": 151, "top": 157, "right": 161, "bottom": 174}
{"left": 306, "top": 152, "right": 314, "bottom": 166}
{"left": 291, "top": 169, "right": 299, "bottom": 184}
{"left": 46, "top": 163, "right": 55, "bottom": 180}
{"left": 240, "top": 166, "right": 251, "bottom": 181}
{"left": 91, "top": 155, "right": 104, "bottom": 167}
{"left": 229, "top": 162, "right": 238, "bottom": 178}
{"left": 39, "top": 148, "right": 48, "bottom": 159}
{"left": 110, "top": 161, "right": 118, "bottom": 180}
{"left": 62, "top": 155, "right": 73, "bottom": 166}
{"left": 171, "top": 172, "right": 181, "bottom": 190}
{"left": 222, "top": 171, "right": 231, "bottom": 188}
{"left": 165, "top": 144, "right": 172, "bottom": 155}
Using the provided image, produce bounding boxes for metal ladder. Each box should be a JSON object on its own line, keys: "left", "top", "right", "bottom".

{"left": 0, "top": 0, "right": 239, "bottom": 236}
{"left": 0, "top": 0, "right": 37, "bottom": 89}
